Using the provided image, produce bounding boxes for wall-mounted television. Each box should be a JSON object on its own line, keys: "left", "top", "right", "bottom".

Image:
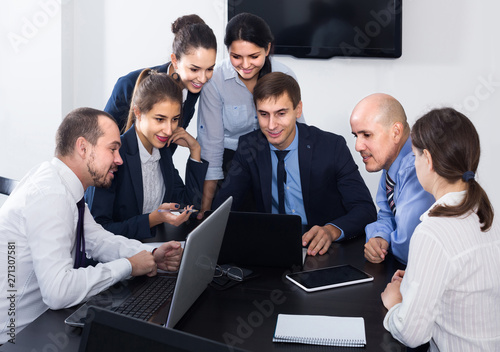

{"left": 228, "top": 0, "right": 402, "bottom": 59}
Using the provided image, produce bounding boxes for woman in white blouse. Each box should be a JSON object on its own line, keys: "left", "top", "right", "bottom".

{"left": 87, "top": 69, "right": 208, "bottom": 240}
{"left": 197, "top": 12, "right": 305, "bottom": 215}
{"left": 381, "top": 108, "right": 500, "bottom": 351}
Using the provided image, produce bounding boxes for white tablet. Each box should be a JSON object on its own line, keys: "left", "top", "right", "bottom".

{"left": 286, "top": 264, "right": 373, "bottom": 292}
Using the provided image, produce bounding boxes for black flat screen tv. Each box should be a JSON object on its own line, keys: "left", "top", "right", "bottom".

{"left": 228, "top": 0, "right": 402, "bottom": 59}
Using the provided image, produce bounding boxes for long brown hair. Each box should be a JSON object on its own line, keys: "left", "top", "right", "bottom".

{"left": 411, "top": 108, "right": 493, "bottom": 231}
{"left": 124, "top": 69, "right": 183, "bottom": 132}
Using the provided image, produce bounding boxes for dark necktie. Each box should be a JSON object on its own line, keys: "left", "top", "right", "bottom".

{"left": 275, "top": 150, "right": 290, "bottom": 215}
{"left": 385, "top": 173, "right": 396, "bottom": 215}
{"left": 74, "top": 197, "right": 86, "bottom": 269}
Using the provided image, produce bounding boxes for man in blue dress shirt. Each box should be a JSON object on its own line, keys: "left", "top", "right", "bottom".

{"left": 213, "top": 72, "right": 376, "bottom": 256}
{"left": 350, "top": 93, "right": 435, "bottom": 265}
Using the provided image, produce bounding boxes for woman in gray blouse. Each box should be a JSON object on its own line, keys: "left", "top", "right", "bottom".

{"left": 197, "top": 13, "right": 305, "bottom": 215}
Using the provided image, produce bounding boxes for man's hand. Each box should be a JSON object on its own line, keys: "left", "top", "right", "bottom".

{"left": 153, "top": 241, "right": 183, "bottom": 272}
{"left": 128, "top": 250, "right": 157, "bottom": 277}
{"left": 364, "top": 237, "right": 389, "bottom": 263}
{"left": 381, "top": 272, "right": 403, "bottom": 310}
{"left": 302, "top": 224, "right": 341, "bottom": 256}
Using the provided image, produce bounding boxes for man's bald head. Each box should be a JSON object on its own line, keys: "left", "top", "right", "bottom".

{"left": 350, "top": 93, "right": 410, "bottom": 172}
{"left": 352, "top": 93, "right": 409, "bottom": 132}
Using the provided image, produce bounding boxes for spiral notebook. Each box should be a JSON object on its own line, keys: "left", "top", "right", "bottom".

{"left": 273, "top": 314, "right": 366, "bottom": 347}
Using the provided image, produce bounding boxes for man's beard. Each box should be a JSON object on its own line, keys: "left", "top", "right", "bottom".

{"left": 87, "top": 151, "right": 113, "bottom": 188}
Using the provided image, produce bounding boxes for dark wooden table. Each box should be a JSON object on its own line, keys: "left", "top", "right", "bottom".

{"left": 1, "top": 220, "right": 406, "bottom": 352}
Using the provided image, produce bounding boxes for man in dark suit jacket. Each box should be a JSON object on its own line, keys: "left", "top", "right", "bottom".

{"left": 86, "top": 125, "right": 208, "bottom": 240}
{"left": 213, "top": 72, "right": 376, "bottom": 256}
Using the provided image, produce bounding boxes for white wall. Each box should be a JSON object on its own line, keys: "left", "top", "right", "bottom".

{"left": 1, "top": 0, "right": 499, "bottom": 212}
{"left": 0, "top": 0, "right": 62, "bottom": 180}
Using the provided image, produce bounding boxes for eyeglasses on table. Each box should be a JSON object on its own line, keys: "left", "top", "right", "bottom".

{"left": 213, "top": 265, "right": 244, "bottom": 281}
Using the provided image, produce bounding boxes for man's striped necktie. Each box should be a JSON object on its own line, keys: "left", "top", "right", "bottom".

{"left": 386, "top": 173, "right": 396, "bottom": 215}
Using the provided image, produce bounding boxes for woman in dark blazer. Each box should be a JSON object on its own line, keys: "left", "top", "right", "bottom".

{"left": 104, "top": 14, "right": 217, "bottom": 135}
{"left": 86, "top": 70, "right": 208, "bottom": 240}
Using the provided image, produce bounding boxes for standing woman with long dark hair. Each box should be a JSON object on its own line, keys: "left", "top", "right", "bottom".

{"left": 197, "top": 12, "right": 305, "bottom": 215}
{"left": 105, "top": 14, "right": 217, "bottom": 135}
{"left": 381, "top": 108, "right": 500, "bottom": 351}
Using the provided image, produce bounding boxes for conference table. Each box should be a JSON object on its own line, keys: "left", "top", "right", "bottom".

{"left": 1, "top": 218, "right": 407, "bottom": 352}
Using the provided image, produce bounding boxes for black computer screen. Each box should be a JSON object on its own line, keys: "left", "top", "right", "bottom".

{"left": 228, "top": 0, "right": 402, "bottom": 59}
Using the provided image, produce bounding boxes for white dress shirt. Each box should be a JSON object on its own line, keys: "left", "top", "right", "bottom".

{"left": 0, "top": 158, "right": 153, "bottom": 343}
{"left": 137, "top": 130, "right": 165, "bottom": 214}
{"left": 384, "top": 191, "right": 500, "bottom": 351}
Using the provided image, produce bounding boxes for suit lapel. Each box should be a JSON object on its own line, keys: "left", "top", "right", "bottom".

{"left": 256, "top": 133, "right": 273, "bottom": 213}
{"left": 297, "top": 124, "right": 312, "bottom": 212}
{"left": 159, "top": 147, "right": 172, "bottom": 202}
{"left": 123, "top": 128, "right": 144, "bottom": 211}
{"left": 182, "top": 91, "right": 199, "bottom": 128}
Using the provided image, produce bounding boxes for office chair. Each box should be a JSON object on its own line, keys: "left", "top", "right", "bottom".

{"left": 0, "top": 176, "right": 19, "bottom": 196}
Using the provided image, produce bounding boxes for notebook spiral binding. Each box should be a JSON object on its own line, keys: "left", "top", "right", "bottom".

{"left": 273, "top": 335, "right": 365, "bottom": 347}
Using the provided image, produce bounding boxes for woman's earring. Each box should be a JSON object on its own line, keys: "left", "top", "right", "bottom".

{"left": 171, "top": 72, "right": 180, "bottom": 82}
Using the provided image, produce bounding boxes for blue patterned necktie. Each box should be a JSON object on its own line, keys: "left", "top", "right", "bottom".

{"left": 275, "top": 150, "right": 290, "bottom": 215}
{"left": 74, "top": 197, "right": 86, "bottom": 268}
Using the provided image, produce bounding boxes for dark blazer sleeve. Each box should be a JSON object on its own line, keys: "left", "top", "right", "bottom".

{"left": 161, "top": 146, "right": 208, "bottom": 210}
{"left": 104, "top": 77, "right": 133, "bottom": 133}
{"left": 104, "top": 70, "right": 141, "bottom": 133}
{"left": 300, "top": 124, "right": 376, "bottom": 240}
{"left": 328, "top": 136, "right": 376, "bottom": 239}
{"left": 212, "top": 151, "right": 251, "bottom": 210}
{"left": 86, "top": 180, "right": 152, "bottom": 240}
{"left": 182, "top": 91, "right": 200, "bottom": 130}
{"left": 212, "top": 131, "right": 269, "bottom": 211}
{"left": 212, "top": 150, "right": 252, "bottom": 211}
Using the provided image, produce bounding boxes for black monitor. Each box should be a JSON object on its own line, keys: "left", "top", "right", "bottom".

{"left": 228, "top": 0, "right": 402, "bottom": 59}
{"left": 79, "top": 306, "right": 249, "bottom": 352}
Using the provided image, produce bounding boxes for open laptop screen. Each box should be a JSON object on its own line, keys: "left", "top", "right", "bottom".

{"left": 207, "top": 211, "right": 303, "bottom": 268}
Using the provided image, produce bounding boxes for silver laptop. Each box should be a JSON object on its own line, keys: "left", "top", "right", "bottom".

{"left": 65, "top": 197, "right": 232, "bottom": 328}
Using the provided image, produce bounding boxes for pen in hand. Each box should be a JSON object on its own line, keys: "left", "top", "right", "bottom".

{"left": 158, "top": 209, "right": 199, "bottom": 214}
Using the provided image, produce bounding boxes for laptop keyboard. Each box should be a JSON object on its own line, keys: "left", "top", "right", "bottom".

{"left": 113, "top": 276, "right": 176, "bottom": 321}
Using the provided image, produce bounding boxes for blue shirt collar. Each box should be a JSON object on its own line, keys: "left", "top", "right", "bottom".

{"left": 387, "top": 136, "right": 412, "bottom": 180}
{"left": 269, "top": 124, "right": 299, "bottom": 152}
{"left": 222, "top": 58, "right": 238, "bottom": 81}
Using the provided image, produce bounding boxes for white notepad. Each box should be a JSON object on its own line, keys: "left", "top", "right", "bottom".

{"left": 273, "top": 314, "right": 366, "bottom": 347}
